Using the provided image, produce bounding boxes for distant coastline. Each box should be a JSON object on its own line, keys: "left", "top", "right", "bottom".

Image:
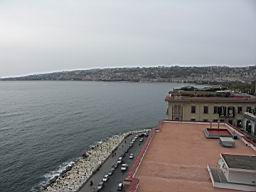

{"left": 1, "top": 66, "right": 255, "bottom": 84}
{"left": 1, "top": 66, "right": 255, "bottom": 95}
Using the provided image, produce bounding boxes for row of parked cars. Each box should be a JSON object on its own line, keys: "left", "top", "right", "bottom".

{"left": 96, "top": 132, "right": 148, "bottom": 191}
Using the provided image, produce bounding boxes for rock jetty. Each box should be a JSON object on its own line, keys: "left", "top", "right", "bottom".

{"left": 41, "top": 129, "right": 149, "bottom": 192}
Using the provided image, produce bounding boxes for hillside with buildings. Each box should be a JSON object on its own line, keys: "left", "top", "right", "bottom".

{"left": 2, "top": 66, "right": 256, "bottom": 83}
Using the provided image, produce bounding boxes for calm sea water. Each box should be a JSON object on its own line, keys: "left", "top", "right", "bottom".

{"left": 0, "top": 81, "right": 196, "bottom": 192}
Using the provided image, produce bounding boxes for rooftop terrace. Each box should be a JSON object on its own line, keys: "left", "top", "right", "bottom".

{"left": 134, "top": 121, "right": 256, "bottom": 192}
{"left": 165, "top": 86, "right": 256, "bottom": 103}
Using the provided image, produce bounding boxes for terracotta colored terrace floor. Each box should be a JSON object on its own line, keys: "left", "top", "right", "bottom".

{"left": 135, "top": 121, "right": 256, "bottom": 192}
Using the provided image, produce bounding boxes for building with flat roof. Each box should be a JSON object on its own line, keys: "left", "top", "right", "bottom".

{"left": 125, "top": 121, "right": 256, "bottom": 192}
{"left": 165, "top": 86, "right": 256, "bottom": 129}
{"left": 208, "top": 154, "right": 256, "bottom": 191}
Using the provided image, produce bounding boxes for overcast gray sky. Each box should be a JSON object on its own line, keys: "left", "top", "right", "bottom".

{"left": 0, "top": 0, "right": 255, "bottom": 77}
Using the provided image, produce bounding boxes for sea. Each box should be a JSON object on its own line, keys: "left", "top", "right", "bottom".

{"left": 0, "top": 81, "right": 201, "bottom": 192}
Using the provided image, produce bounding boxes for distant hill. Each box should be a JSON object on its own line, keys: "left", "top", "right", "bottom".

{"left": 1, "top": 66, "right": 256, "bottom": 84}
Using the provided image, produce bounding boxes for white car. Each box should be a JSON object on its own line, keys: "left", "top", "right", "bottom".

{"left": 108, "top": 170, "right": 113, "bottom": 176}
{"left": 117, "top": 183, "right": 123, "bottom": 191}
{"left": 121, "top": 166, "right": 127, "bottom": 171}
{"left": 129, "top": 153, "right": 134, "bottom": 159}
{"left": 121, "top": 164, "right": 128, "bottom": 171}
{"left": 117, "top": 157, "right": 122, "bottom": 164}
{"left": 102, "top": 174, "right": 109, "bottom": 182}
{"left": 97, "top": 181, "right": 104, "bottom": 191}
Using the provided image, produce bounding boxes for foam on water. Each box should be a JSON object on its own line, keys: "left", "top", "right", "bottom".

{"left": 31, "top": 160, "right": 76, "bottom": 192}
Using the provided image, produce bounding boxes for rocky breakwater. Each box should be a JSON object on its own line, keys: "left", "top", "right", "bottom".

{"left": 41, "top": 130, "right": 146, "bottom": 192}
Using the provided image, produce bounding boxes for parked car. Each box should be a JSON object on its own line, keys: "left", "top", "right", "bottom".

{"left": 117, "top": 182, "right": 123, "bottom": 191}
{"left": 108, "top": 170, "right": 113, "bottom": 176}
{"left": 111, "top": 167, "right": 115, "bottom": 172}
{"left": 102, "top": 174, "right": 109, "bottom": 182}
{"left": 139, "top": 138, "right": 144, "bottom": 142}
{"left": 121, "top": 163, "right": 128, "bottom": 172}
{"left": 97, "top": 181, "right": 104, "bottom": 191}
{"left": 121, "top": 166, "right": 127, "bottom": 171}
{"left": 117, "top": 157, "right": 123, "bottom": 164}
{"left": 129, "top": 153, "right": 134, "bottom": 159}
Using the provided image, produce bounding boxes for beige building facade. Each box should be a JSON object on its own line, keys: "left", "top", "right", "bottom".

{"left": 165, "top": 89, "right": 256, "bottom": 128}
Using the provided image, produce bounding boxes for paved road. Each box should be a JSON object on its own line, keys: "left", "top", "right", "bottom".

{"left": 101, "top": 135, "right": 146, "bottom": 192}
{"left": 78, "top": 132, "right": 147, "bottom": 192}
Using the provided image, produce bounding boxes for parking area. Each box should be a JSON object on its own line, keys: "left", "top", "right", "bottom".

{"left": 78, "top": 131, "right": 148, "bottom": 192}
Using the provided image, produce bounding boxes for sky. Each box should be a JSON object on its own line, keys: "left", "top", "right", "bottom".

{"left": 0, "top": 0, "right": 256, "bottom": 77}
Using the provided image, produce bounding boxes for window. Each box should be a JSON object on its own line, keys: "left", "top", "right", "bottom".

{"left": 219, "top": 106, "right": 227, "bottom": 117}
{"left": 203, "top": 106, "right": 208, "bottom": 114}
{"left": 246, "top": 106, "right": 252, "bottom": 113}
{"left": 214, "top": 106, "right": 218, "bottom": 114}
{"left": 213, "top": 119, "right": 218, "bottom": 122}
{"left": 191, "top": 118, "right": 196, "bottom": 121}
{"left": 228, "top": 120, "right": 233, "bottom": 125}
{"left": 220, "top": 119, "right": 225, "bottom": 122}
{"left": 237, "top": 120, "right": 242, "bottom": 128}
{"left": 228, "top": 106, "right": 235, "bottom": 117}
{"left": 238, "top": 106, "right": 242, "bottom": 114}
{"left": 191, "top": 106, "right": 196, "bottom": 113}
{"left": 203, "top": 119, "right": 208, "bottom": 122}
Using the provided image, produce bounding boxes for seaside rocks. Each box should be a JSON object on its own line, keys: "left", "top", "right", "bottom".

{"left": 82, "top": 152, "right": 89, "bottom": 159}
{"left": 41, "top": 129, "right": 150, "bottom": 192}
{"left": 41, "top": 134, "right": 125, "bottom": 192}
